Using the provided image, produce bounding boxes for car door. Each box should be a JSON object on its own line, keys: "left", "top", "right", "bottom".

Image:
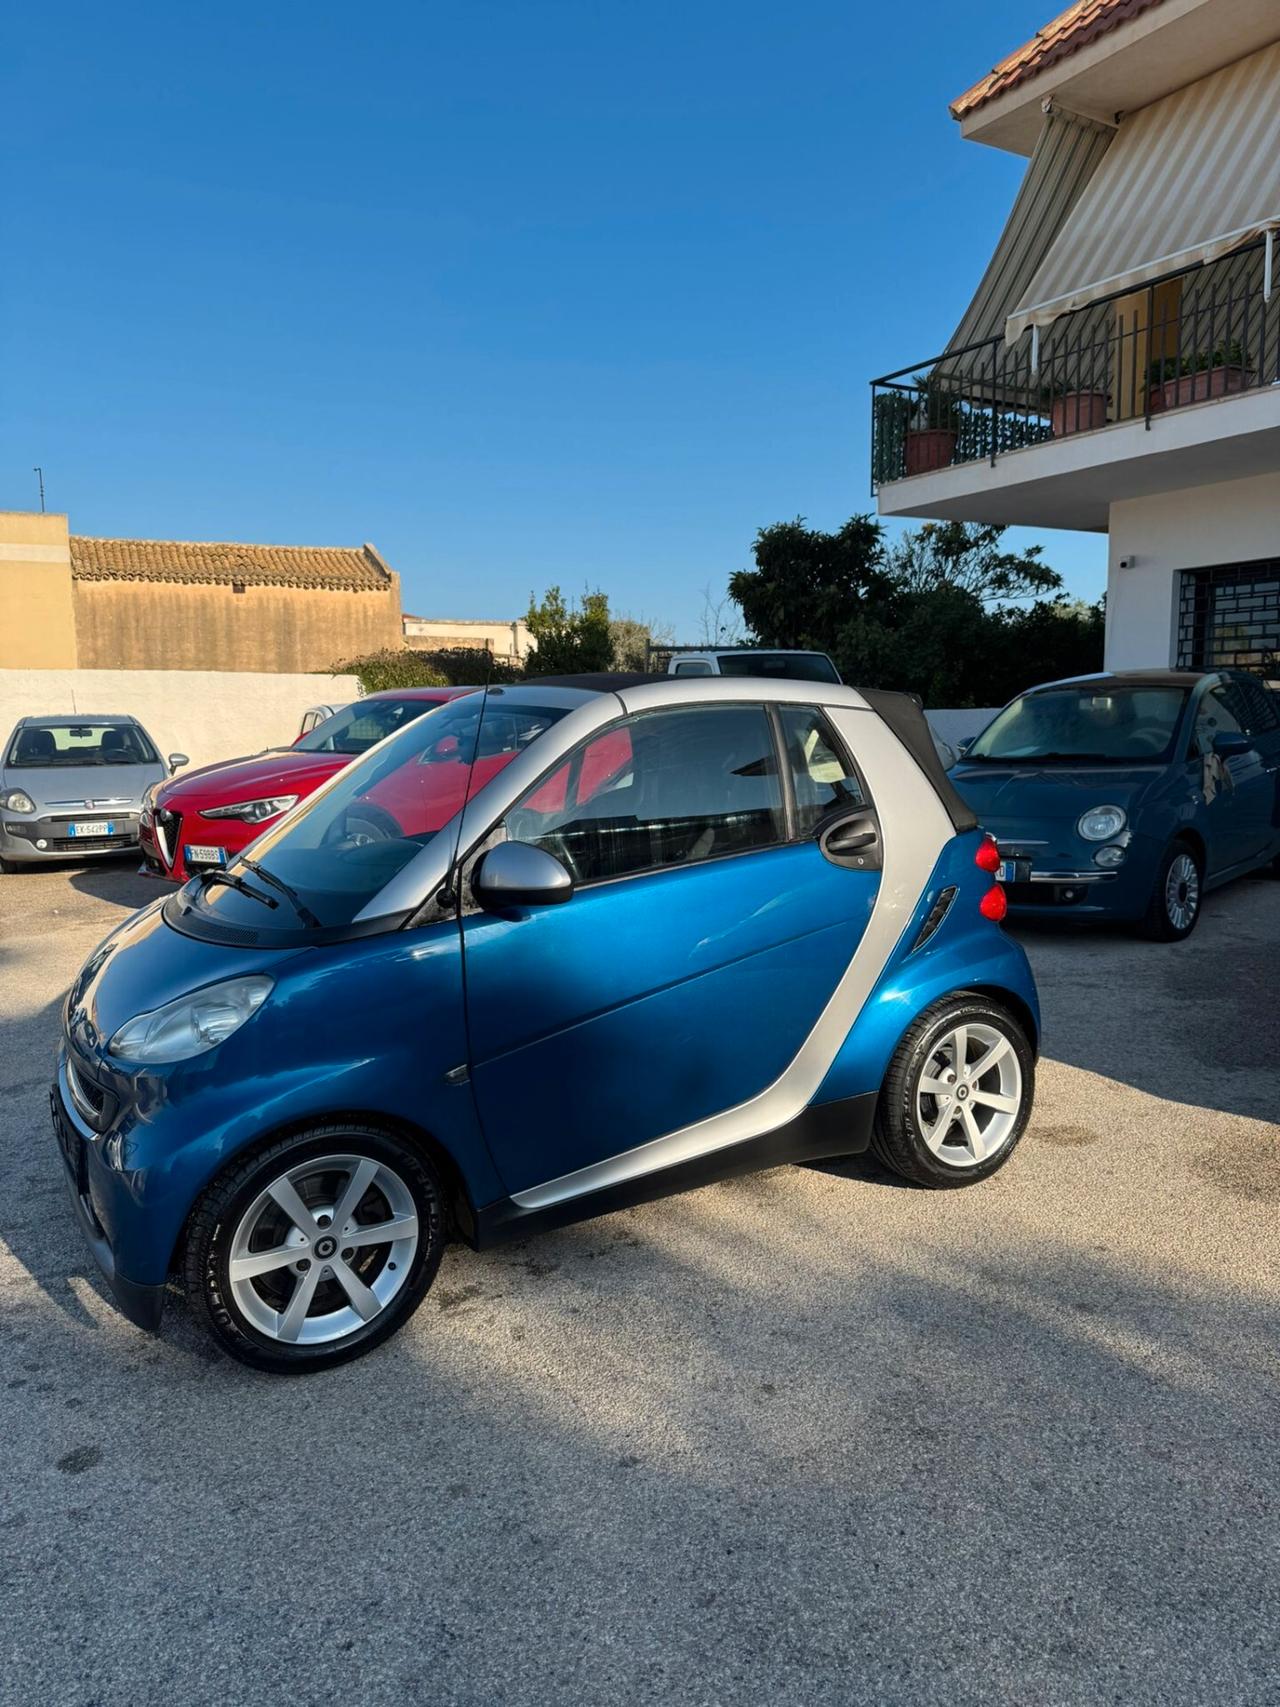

{"left": 1190, "top": 680, "right": 1272, "bottom": 869}
{"left": 460, "top": 701, "right": 880, "bottom": 1197}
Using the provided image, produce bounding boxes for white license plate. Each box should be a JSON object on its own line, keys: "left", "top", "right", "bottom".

{"left": 185, "top": 844, "right": 227, "bottom": 866}
{"left": 68, "top": 820, "right": 114, "bottom": 838}
{"left": 996, "top": 860, "right": 1014, "bottom": 882}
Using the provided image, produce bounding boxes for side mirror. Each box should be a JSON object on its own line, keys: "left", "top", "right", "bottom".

{"left": 1212, "top": 731, "right": 1250, "bottom": 758}
{"left": 168, "top": 752, "right": 190, "bottom": 774}
{"left": 472, "top": 841, "right": 574, "bottom": 912}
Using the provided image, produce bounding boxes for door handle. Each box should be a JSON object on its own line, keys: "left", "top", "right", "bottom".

{"left": 819, "top": 811, "right": 882, "bottom": 870}
{"left": 825, "top": 825, "right": 876, "bottom": 853}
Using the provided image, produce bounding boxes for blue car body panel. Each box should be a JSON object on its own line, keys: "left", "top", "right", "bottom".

{"left": 463, "top": 840, "right": 878, "bottom": 1192}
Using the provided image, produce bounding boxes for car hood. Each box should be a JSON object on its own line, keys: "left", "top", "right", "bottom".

{"left": 950, "top": 762, "right": 1160, "bottom": 824}
{"left": 156, "top": 748, "right": 348, "bottom": 811}
{"left": 2, "top": 761, "right": 163, "bottom": 812}
{"left": 68, "top": 898, "right": 299, "bottom": 1048}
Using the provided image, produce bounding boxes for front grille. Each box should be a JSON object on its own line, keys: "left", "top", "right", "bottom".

{"left": 155, "top": 808, "right": 183, "bottom": 868}
{"left": 47, "top": 834, "right": 135, "bottom": 852}
{"left": 65, "top": 1057, "right": 116, "bottom": 1132}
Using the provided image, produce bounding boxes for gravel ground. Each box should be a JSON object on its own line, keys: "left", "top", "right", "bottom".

{"left": 2, "top": 863, "right": 1278, "bottom": 1706}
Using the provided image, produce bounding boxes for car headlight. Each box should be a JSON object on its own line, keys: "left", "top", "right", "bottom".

{"left": 107, "top": 975, "right": 273, "bottom": 1064}
{"left": 200, "top": 794, "right": 299, "bottom": 824}
{"left": 2, "top": 789, "right": 36, "bottom": 813}
{"left": 1077, "top": 804, "right": 1127, "bottom": 842}
{"left": 140, "top": 784, "right": 159, "bottom": 827}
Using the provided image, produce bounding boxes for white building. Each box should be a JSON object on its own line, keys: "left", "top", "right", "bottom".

{"left": 872, "top": 0, "right": 1280, "bottom": 678}
{"left": 402, "top": 613, "right": 533, "bottom": 663}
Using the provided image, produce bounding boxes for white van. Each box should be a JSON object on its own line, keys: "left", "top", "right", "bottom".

{"left": 667, "top": 648, "right": 841, "bottom": 684}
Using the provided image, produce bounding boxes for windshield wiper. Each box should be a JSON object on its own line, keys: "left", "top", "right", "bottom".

{"left": 241, "top": 858, "right": 323, "bottom": 929}
{"left": 197, "top": 869, "right": 279, "bottom": 911}
{"left": 971, "top": 750, "right": 1116, "bottom": 764}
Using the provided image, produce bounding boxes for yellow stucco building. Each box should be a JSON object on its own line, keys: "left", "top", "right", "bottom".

{"left": 0, "top": 511, "right": 403, "bottom": 672}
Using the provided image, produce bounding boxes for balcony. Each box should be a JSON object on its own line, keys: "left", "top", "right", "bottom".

{"left": 870, "top": 240, "right": 1280, "bottom": 528}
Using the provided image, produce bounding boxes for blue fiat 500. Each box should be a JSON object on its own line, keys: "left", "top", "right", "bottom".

{"left": 951, "top": 669, "right": 1280, "bottom": 940}
{"left": 53, "top": 677, "right": 1039, "bottom": 1372}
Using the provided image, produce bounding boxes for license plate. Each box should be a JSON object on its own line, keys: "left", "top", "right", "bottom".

{"left": 185, "top": 844, "right": 227, "bottom": 866}
{"left": 996, "top": 860, "right": 1013, "bottom": 882}
{"left": 68, "top": 820, "right": 114, "bottom": 838}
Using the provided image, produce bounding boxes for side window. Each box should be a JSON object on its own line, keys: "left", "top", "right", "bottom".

{"left": 673, "top": 660, "right": 714, "bottom": 677}
{"left": 505, "top": 705, "right": 785, "bottom": 883}
{"left": 1193, "top": 685, "right": 1245, "bottom": 754}
{"left": 778, "top": 706, "right": 864, "bottom": 835}
{"left": 1233, "top": 675, "right": 1279, "bottom": 734}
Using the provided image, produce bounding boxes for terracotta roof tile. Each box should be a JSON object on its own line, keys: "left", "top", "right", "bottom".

{"left": 952, "top": 0, "right": 1171, "bottom": 118}
{"left": 69, "top": 535, "right": 394, "bottom": 593}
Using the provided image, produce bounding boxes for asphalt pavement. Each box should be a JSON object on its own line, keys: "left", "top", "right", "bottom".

{"left": 2, "top": 862, "right": 1278, "bottom": 1706}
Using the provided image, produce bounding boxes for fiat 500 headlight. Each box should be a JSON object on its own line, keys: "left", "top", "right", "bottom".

{"left": 201, "top": 795, "right": 298, "bottom": 824}
{"left": 3, "top": 789, "right": 36, "bottom": 813}
{"left": 1077, "top": 804, "right": 1127, "bottom": 842}
{"left": 108, "top": 975, "right": 273, "bottom": 1064}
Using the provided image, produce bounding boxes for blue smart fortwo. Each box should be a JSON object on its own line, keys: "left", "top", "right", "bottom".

{"left": 53, "top": 676, "right": 1039, "bottom": 1372}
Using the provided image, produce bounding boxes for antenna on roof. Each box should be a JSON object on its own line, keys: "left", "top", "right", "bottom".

{"left": 440, "top": 651, "right": 497, "bottom": 915}
{"left": 32, "top": 467, "right": 45, "bottom": 513}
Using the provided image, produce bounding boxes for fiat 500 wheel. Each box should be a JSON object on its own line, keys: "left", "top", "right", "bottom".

{"left": 872, "top": 994, "right": 1034, "bottom": 1187}
{"left": 1139, "top": 839, "right": 1203, "bottom": 941}
{"left": 184, "top": 1124, "right": 445, "bottom": 1373}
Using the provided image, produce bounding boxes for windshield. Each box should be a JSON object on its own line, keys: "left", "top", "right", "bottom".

{"left": 716, "top": 653, "right": 841, "bottom": 684}
{"left": 193, "top": 694, "right": 570, "bottom": 929}
{"left": 7, "top": 721, "right": 158, "bottom": 768}
{"left": 967, "top": 686, "right": 1189, "bottom": 764}
{"left": 296, "top": 696, "right": 450, "bottom": 755}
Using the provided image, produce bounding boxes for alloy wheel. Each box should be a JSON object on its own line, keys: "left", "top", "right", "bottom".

{"left": 227, "top": 1153, "right": 420, "bottom": 1345}
{"left": 915, "top": 1021, "right": 1023, "bottom": 1168}
{"left": 1164, "top": 852, "right": 1199, "bottom": 932}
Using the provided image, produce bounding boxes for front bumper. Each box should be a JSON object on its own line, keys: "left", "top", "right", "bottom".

{"left": 140, "top": 810, "right": 249, "bottom": 881}
{"left": 49, "top": 1063, "right": 165, "bottom": 1331}
{"left": 994, "top": 837, "right": 1154, "bottom": 920}
{"left": 3, "top": 813, "right": 140, "bottom": 862}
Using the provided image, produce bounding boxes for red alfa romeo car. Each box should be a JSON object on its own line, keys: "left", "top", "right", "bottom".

{"left": 139, "top": 688, "right": 473, "bottom": 881}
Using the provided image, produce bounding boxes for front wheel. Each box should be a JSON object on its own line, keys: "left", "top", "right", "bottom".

{"left": 184, "top": 1125, "right": 446, "bottom": 1373}
{"left": 871, "top": 994, "right": 1034, "bottom": 1188}
{"left": 1138, "top": 839, "right": 1202, "bottom": 941}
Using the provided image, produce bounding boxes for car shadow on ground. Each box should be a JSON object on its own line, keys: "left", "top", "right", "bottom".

{"left": 5, "top": 1159, "right": 1280, "bottom": 1703}
{"left": 1009, "top": 873, "right": 1278, "bottom": 1125}
{"left": 67, "top": 860, "right": 170, "bottom": 910}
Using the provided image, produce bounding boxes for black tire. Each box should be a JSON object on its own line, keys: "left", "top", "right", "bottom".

{"left": 1137, "top": 837, "right": 1203, "bottom": 941}
{"left": 871, "top": 992, "right": 1034, "bottom": 1188}
{"left": 184, "top": 1123, "right": 446, "bottom": 1374}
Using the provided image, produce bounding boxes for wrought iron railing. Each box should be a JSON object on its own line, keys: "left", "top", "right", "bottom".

{"left": 870, "top": 238, "right": 1280, "bottom": 491}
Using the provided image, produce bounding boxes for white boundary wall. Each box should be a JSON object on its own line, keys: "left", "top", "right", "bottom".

{"left": 0, "top": 669, "right": 361, "bottom": 775}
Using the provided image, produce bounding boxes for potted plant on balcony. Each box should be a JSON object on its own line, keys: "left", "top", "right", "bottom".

{"left": 1041, "top": 377, "right": 1109, "bottom": 437}
{"left": 903, "top": 375, "right": 962, "bottom": 476}
{"left": 1148, "top": 339, "right": 1252, "bottom": 412}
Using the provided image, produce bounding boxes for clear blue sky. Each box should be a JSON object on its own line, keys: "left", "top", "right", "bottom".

{"left": 2, "top": 0, "right": 1105, "bottom": 637}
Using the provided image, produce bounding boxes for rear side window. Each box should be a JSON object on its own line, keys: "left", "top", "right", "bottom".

{"left": 672, "top": 660, "right": 714, "bottom": 677}
{"left": 777, "top": 706, "right": 864, "bottom": 834}
{"left": 717, "top": 653, "right": 841, "bottom": 684}
{"left": 505, "top": 704, "right": 786, "bottom": 883}
{"left": 1231, "top": 675, "right": 1280, "bottom": 734}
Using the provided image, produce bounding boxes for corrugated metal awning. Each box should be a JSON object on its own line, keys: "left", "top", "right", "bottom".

{"left": 944, "top": 105, "right": 1114, "bottom": 356}
{"left": 1005, "top": 39, "right": 1280, "bottom": 343}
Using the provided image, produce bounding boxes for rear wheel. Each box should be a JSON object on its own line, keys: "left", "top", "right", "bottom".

{"left": 872, "top": 994, "right": 1034, "bottom": 1188}
{"left": 1138, "top": 838, "right": 1202, "bottom": 941}
{"left": 185, "top": 1124, "right": 445, "bottom": 1373}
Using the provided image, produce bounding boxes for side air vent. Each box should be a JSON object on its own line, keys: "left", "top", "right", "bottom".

{"left": 911, "top": 886, "right": 957, "bottom": 953}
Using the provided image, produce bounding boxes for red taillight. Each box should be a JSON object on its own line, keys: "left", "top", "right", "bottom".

{"left": 979, "top": 884, "right": 1008, "bottom": 922}
{"left": 975, "top": 835, "right": 1001, "bottom": 874}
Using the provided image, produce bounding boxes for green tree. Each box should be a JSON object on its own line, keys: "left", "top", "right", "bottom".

{"left": 525, "top": 586, "right": 613, "bottom": 674}
{"left": 326, "top": 648, "right": 447, "bottom": 693}
{"left": 727, "top": 516, "right": 1103, "bottom": 707}
{"left": 886, "top": 521, "right": 1062, "bottom": 604}
{"left": 609, "top": 614, "right": 674, "bottom": 672}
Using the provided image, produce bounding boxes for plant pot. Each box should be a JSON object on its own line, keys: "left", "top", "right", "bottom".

{"left": 1050, "top": 391, "right": 1108, "bottom": 437}
{"left": 903, "top": 428, "right": 957, "bottom": 476}
{"left": 1160, "top": 365, "right": 1251, "bottom": 410}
